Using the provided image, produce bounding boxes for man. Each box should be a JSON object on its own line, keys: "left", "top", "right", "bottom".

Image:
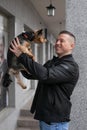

{"left": 10, "top": 30, "right": 79, "bottom": 130}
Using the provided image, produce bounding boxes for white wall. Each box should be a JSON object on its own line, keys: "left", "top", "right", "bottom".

{"left": 0, "top": 0, "right": 45, "bottom": 29}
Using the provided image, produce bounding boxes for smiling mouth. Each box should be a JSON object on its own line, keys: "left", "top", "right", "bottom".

{"left": 56, "top": 46, "right": 61, "bottom": 50}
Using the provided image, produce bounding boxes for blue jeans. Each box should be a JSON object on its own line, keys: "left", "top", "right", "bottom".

{"left": 39, "top": 121, "right": 69, "bottom": 130}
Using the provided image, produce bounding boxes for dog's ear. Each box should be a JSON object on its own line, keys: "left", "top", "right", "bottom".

{"left": 35, "top": 29, "right": 43, "bottom": 35}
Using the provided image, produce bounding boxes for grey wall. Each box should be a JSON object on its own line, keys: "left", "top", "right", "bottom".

{"left": 66, "top": 0, "right": 87, "bottom": 130}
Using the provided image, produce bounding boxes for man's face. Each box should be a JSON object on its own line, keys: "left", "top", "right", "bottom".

{"left": 55, "top": 34, "right": 74, "bottom": 57}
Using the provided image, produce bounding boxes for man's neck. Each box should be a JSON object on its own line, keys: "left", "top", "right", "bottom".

{"left": 58, "top": 52, "right": 72, "bottom": 58}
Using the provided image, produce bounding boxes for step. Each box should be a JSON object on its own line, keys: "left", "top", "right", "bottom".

{"left": 16, "top": 127, "right": 31, "bottom": 130}
{"left": 20, "top": 109, "right": 34, "bottom": 117}
{"left": 17, "top": 116, "right": 39, "bottom": 128}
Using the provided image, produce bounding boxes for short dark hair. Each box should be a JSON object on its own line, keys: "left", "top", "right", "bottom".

{"left": 59, "top": 30, "right": 76, "bottom": 42}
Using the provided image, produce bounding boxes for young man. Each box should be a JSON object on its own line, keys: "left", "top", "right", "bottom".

{"left": 10, "top": 30, "right": 79, "bottom": 130}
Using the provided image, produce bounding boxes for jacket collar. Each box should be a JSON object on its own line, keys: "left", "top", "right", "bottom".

{"left": 53, "top": 54, "right": 73, "bottom": 62}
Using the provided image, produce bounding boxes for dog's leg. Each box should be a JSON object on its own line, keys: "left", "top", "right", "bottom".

{"left": 9, "top": 69, "right": 26, "bottom": 89}
{"left": 18, "top": 43, "right": 35, "bottom": 60}
{"left": 14, "top": 72, "right": 27, "bottom": 89}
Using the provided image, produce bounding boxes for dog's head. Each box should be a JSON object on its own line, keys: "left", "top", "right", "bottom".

{"left": 17, "top": 29, "right": 47, "bottom": 44}
{"left": 33, "top": 29, "right": 47, "bottom": 43}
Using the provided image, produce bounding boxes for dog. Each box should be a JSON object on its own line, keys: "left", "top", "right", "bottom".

{"left": 3, "top": 29, "right": 47, "bottom": 89}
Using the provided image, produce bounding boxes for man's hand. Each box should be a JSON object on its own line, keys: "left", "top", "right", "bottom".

{"left": 10, "top": 37, "right": 35, "bottom": 60}
{"left": 10, "top": 37, "right": 22, "bottom": 57}
{"left": 18, "top": 45, "right": 35, "bottom": 60}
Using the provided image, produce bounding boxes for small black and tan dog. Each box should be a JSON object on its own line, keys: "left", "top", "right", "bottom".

{"left": 3, "top": 29, "right": 46, "bottom": 89}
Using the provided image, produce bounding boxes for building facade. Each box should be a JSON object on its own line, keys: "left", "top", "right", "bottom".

{"left": 66, "top": 0, "right": 87, "bottom": 130}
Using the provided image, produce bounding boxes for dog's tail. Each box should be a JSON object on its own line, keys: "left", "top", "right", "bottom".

{"left": 2, "top": 72, "right": 12, "bottom": 88}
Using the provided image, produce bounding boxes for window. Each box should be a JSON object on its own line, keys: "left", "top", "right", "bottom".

{"left": 0, "top": 13, "right": 9, "bottom": 110}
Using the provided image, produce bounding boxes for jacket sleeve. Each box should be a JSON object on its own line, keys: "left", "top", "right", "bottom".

{"left": 21, "top": 70, "right": 38, "bottom": 80}
{"left": 18, "top": 53, "right": 77, "bottom": 84}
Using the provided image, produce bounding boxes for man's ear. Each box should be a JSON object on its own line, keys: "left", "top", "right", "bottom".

{"left": 71, "top": 43, "right": 75, "bottom": 49}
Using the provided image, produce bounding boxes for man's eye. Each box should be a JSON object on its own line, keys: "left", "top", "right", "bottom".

{"left": 60, "top": 39, "right": 64, "bottom": 42}
{"left": 56, "top": 39, "right": 58, "bottom": 43}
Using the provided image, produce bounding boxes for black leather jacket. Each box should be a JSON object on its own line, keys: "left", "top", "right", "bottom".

{"left": 18, "top": 53, "right": 79, "bottom": 123}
